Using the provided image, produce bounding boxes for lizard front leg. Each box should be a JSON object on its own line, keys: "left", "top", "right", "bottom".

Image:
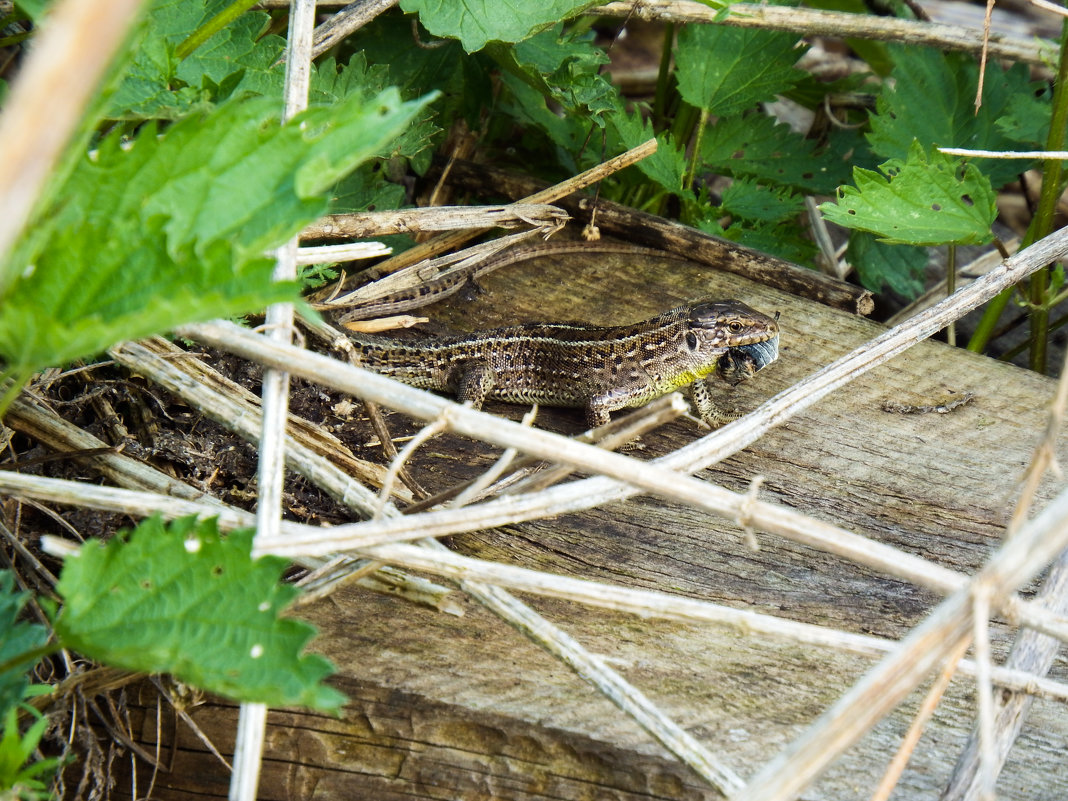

{"left": 690, "top": 378, "right": 739, "bottom": 428}
{"left": 453, "top": 363, "right": 496, "bottom": 409}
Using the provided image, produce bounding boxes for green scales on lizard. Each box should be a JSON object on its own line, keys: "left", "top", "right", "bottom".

{"left": 347, "top": 299, "right": 780, "bottom": 428}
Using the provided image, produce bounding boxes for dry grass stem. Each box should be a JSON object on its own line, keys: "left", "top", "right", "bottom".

{"left": 17, "top": 471, "right": 1068, "bottom": 704}
{"left": 375, "top": 416, "right": 448, "bottom": 517}
{"left": 1031, "top": 0, "right": 1068, "bottom": 17}
{"left": 301, "top": 203, "right": 570, "bottom": 240}
{"left": 294, "top": 241, "right": 390, "bottom": 265}
{"left": 359, "top": 138, "right": 656, "bottom": 278}
{"left": 972, "top": 587, "right": 996, "bottom": 801}
{"left": 321, "top": 228, "right": 545, "bottom": 310}
{"left": 233, "top": 4, "right": 317, "bottom": 793}
{"left": 592, "top": 1, "right": 1055, "bottom": 65}
{"left": 0, "top": 0, "right": 145, "bottom": 266}
{"left": 418, "top": 538, "right": 748, "bottom": 795}
{"left": 869, "top": 635, "right": 972, "bottom": 801}
{"left": 738, "top": 484, "right": 1068, "bottom": 801}
{"left": 107, "top": 338, "right": 394, "bottom": 508}
{"left": 940, "top": 147, "right": 1068, "bottom": 159}
{"left": 310, "top": 0, "right": 399, "bottom": 59}
{"left": 943, "top": 545, "right": 1068, "bottom": 797}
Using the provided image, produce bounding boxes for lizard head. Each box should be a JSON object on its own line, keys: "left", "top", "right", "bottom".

{"left": 686, "top": 300, "right": 779, "bottom": 351}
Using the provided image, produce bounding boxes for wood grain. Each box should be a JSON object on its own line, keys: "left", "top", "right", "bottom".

{"left": 121, "top": 248, "right": 1068, "bottom": 800}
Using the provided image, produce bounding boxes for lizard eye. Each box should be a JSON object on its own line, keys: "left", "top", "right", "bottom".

{"left": 686, "top": 332, "right": 698, "bottom": 350}
{"left": 728, "top": 321, "right": 743, "bottom": 333}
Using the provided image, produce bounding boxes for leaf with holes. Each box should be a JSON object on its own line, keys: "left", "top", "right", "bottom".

{"left": 818, "top": 141, "right": 996, "bottom": 246}
{"left": 54, "top": 516, "right": 345, "bottom": 712}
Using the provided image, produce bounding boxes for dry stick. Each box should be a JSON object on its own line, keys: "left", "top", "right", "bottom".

{"left": 0, "top": 0, "right": 145, "bottom": 269}
{"left": 591, "top": 1, "right": 1056, "bottom": 65}
{"left": 15, "top": 470, "right": 1068, "bottom": 706}
{"left": 868, "top": 635, "right": 973, "bottom": 801}
{"left": 737, "top": 485, "right": 1068, "bottom": 801}
{"left": 107, "top": 337, "right": 394, "bottom": 497}
{"left": 300, "top": 203, "right": 570, "bottom": 240}
{"left": 231, "top": 4, "right": 315, "bottom": 798}
{"left": 424, "top": 544, "right": 748, "bottom": 795}
{"left": 361, "top": 138, "right": 657, "bottom": 279}
{"left": 310, "top": 0, "right": 399, "bottom": 60}
{"left": 943, "top": 342, "right": 1068, "bottom": 799}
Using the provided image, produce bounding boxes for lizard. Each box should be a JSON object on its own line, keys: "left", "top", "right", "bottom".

{"left": 344, "top": 298, "right": 780, "bottom": 428}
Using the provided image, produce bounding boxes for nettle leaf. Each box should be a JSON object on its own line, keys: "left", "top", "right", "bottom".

{"left": 867, "top": 46, "right": 1041, "bottom": 188}
{"left": 819, "top": 141, "right": 996, "bottom": 246}
{"left": 507, "top": 26, "right": 617, "bottom": 124}
{"left": 399, "top": 0, "right": 600, "bottom": 52}
{"left": 0, "top": 571, "right": 49, "bottom": 718}
{"left": 996, "top": 88, "right": 1057, "bottom": 146}
{"left": 0, "top": 89, "right": 432, "bottom": 377}
{"left": 606, "top": 106, "right": 687, "bottom": 195}
{"left": 698, "top": 215, "right": 816, "bottom": 265}
{"left": 847, "top": 231, "right": 928, "bottom": 297}
{"left": 675, "top": 25, "right": 805, "bottom": 117}
{"left": 54, "top": 516, "right": 345, "bottom": 712}
{"left": 110, "top": 0, "right": 282, "bottom": 119}
{"left": 347, "top": 13, "right": 492, "bottom": 131}
{"left": 719, "top": 178, "right": 804, "bottom": 224}
{"left": 701, "top": 113, "right": 849, "bottom": 193}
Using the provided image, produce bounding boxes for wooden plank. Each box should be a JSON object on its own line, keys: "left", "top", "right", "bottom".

{"left": 123, "top": 247, "right": 1068, "bottom": 799}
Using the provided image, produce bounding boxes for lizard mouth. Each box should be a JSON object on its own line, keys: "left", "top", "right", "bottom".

{"left": 718, "top": 335, "right": 779, "bottom": 385}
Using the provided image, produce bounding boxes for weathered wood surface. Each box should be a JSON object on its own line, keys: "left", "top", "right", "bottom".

{"left": 123, "top": 248, "right": 1068, "bottom": 799}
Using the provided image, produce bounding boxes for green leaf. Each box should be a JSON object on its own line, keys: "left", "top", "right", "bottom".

{"left": 699, "top": 216, "right": 817, "bottom": 265}
{"left": 818, "top": 141, "right": 996, "bottom": 246}
{"left": 867, "top": 46, "right": 1041, "bottom": 188}
{"left": 54, "top": 516, "right": 345, "bottom": 712}
{"left": 109, "top": 0, "right": 282, "bottom": 119}
{"left": 0, "top": 572, "right": 49, "bottom": 720}
{"left": 508, "top": 25, "right": 617, "bottom": 124}
{"left": 846, "top": 231, "right": 928, "bottom": 297}
{"left": 0, "top": 706, "right": 61, "bottom": 797}
{"left": 701, "top": 113, "right": 851, "bottom": 193}
{"left": 675, "top": 25, "right": 805, "bottom": 117}
{"left": 719, "top": 178, "right": 804, "bottom": 224}
{"left": 0, "top": 89, "right": 433, "bottom": 378}
{"left": 606, "top": 106, "right": 686, "bottom": 195}
{"left": 398, "top": 0, "right": 600, "bottom": 52}
{"left": 996, "top": 88, "right": 1057, "bottom": 146}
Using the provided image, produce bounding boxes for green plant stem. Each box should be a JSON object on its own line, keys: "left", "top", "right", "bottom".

{"left": 686, "top": 108, "right": 710, "bottom": 192}
{"left": 968, "top": 17, "right": 1068, "bottom": 364}
{"left": 175, "top": 0, "right": 263, "bottom": 61}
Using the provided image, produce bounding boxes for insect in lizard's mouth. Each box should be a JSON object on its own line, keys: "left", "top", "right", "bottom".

{"left": 718, "top": 335, "right": 780, "bottom": 385}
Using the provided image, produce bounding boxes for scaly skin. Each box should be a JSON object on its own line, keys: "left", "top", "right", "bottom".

{"left": 347, "top": 299, "right": 779, "bottom": 427}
